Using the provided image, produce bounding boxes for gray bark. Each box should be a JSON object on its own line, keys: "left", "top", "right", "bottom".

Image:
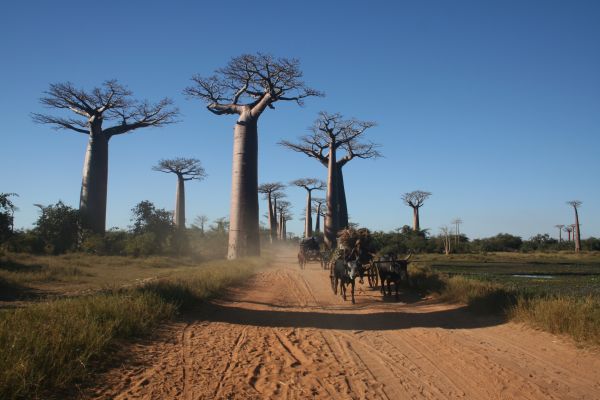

{"left": 228, "top": 111, "right": 260, "bottom": 259}
{"left": 174, "top": 175, "right": 185, "bottom": 229}
{"left": 272, "top": 197, "right": 278, "bottom": 240}
{"left": 574, "top": 208, "right": 581, "bottom": 252}
{"left": 267, "top": 194, "right": 275, "bottom": 243}
{"left": 337, "top": 165, "right": 348, "bottom": 229}
{"left": 315, "top": 203, "right": 321, "bottom": 232}
{"left": 79, "top": 124, "right": 109, "bottom": 234}
{"left": 305, "top": 190, "right": 313, "bottom": 238}
{"left": 324, "top": 143, "right": 338, "bottom": 249}
{"left": 413, "top": 207, "right": 420, "bottom": 231}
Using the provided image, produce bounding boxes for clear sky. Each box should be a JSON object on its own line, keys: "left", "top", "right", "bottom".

{"left": 1, "top": 0, "right": 598, "bottom": 240}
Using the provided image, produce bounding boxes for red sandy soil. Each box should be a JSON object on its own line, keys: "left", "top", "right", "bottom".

{"left": 88, "top": 251, "right": 600, "bottom": 400}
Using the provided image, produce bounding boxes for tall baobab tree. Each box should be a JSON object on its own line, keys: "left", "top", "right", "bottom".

{"left": 276, "top": 201, "right": 292, "bottom": 241}
{"left": 194, "top": 215, "right": 209, "bottom": 234}
{"left": 554, "top": 224, "right": 565, "bottom": 242}
{"left": 312, "top": 197, "right": 326, "bottom": 233}
{"left": 402, "top": 191, "right": 432, "bottom": 232}
{"left": 32, "top": 80, "right": 178, "bottom": 234}
{"left": 451, "top": 218, "right": 463, "bottom": 246}
{"left": 152, "top": 158, "right": 206, "bottom": 229}
{"left": 185, "top": 53, "right": 321, "bottom": 259}
{"left": 291, "top": 178, "right": 325, "bottom": 238}
{"left": 258, "top": 182, "right": 285, "bottom": 243}
{"left": 567, "top": 200, "right": 582, "bottom": 252}
{"left": 280, "top": 112, "right": 379, "bottom": 248}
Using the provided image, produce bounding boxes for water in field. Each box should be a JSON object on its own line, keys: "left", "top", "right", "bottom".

{"left": 512, "top": 274, "right": 555, "bottom": 279}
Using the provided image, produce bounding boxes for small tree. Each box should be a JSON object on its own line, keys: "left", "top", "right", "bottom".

{"left": 291, "top": 178, "right": 325, "bottom": 238}
{"left": 402, "top": 191, "right": 432, "bottom": 231}
{"left": 276, "top": 201, "right": 292, "bottom": 241}
{"left": 439, "top": 226, "right": 451, "bottom": 255}
{"left": 258, "top": 182, "right": 285, "bottom": 243}
{"left": 129, "top": 200, "right": 174, "bottom": 254}
{"left": 34, "top": 201, "right": 80, "bottom": 254}
{"left": 193, "top": 215, "right": 209, "bottom": 234}
{"left": 185, "top": 53, "right": 321, "bottom": 259}
{"left": 312, "top": 197, "right": 326, "bottom": 233}
{"left": 32, "top": 80, "right": 178, "bottom": 234}
{"left": 0, "top": 193, "right": 18, "bottom": 242}
{"left": 271, "top": 191, "right": 287, "bottom": 241}
{"left": 153, "top": 157, "right": 206, "bottom": 229}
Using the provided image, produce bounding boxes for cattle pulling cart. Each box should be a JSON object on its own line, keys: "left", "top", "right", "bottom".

{"left": 297, "top": 237, "right": 326, "bottom": 269}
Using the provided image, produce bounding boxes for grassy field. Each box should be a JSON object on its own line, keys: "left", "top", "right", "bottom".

{"left": 409, "top": 251, "right": 600, "bottom": 347}
{"left": 0, "top": 252, "right": 270, "bottom": 399}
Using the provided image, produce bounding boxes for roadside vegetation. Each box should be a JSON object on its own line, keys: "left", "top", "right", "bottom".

{"left": 0, "top": 256, "right": 268, "bottom": 400}
{"left": 408, "top": 253, "right": 600, "bottom": 347}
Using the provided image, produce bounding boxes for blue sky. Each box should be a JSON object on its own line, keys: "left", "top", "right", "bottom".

{"left": 1, "top": 0, "right": 598, "bottom": 239}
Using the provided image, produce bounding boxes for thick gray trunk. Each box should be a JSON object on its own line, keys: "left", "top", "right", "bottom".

{"left": 574, "top": 208, "right": 581, "bottom": 252}
{"left": 228, "top": 112, "right": 260, "bottom": 259}
{"left": 324, "top": 143, "right": 338, "bottom": 249}
{"left": 272, "top": 198, "right": 278, "bottom": 241}
{"left": 305, "top": 190, "right": 313, "bottom": 238}
{"left": 80, "top": 130, "right": 109, "bottom": 234}
{"left": 279, "top": 213, "right": 284, "bottom": 240}
{"left": 315, "top": 203, "right": 321, "bottom": 233}
{"left": 267, "top": 194, "right": 275, "bottom": 243}
{"left": 337, "top": 165, "right": 348, "bottom": 228}
{"left": 413, "top": 207, "right": 420, "bottom": 231}
{"left": 174, "top": 175, "right": 185, "bottom": 229}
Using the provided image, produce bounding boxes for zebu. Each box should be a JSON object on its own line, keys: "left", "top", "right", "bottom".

{"left": 331, "top": 259, "right": 361, "bottom": 304}
{"left": 375, "top": 253, "right": 411, "bottom": 300}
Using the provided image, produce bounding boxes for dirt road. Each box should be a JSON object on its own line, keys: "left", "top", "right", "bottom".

{"left": 91, "top": 251, "right": 600, "bottom": 400}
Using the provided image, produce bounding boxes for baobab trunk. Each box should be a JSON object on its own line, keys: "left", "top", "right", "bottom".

{"left": 315, "top": 203, "right": 321, "bottom": 233}
{"left": 80, "top": 130, "right": 109, "bottom": 234}
{"left": 272, "top": 197, "right": 278, "bottom": 241}
{"left": 324, "top": 143, "right": 339, "bottom": 249}
{"left": 574, "top": 209, "right": 581, "bottom": 252}
{"left": 228, "top": 112, "right": 260, "bottom": 259}
{"left": 174, "top": 175, "right": 185, "bottom": 229}
{"left": 305, "top": 190, "right": 313, "bottom": 238}
{"left": 267, "top": 194, "right": 275, "bottom": 243}
{"left": 413, "top": 207, "right": 420, "bottom": 231}
{"left": 337, "top": 165, "right": 349, "bottom": 229}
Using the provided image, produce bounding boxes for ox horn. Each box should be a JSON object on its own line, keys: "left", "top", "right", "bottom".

{"left": 404, "top": 252, "right": 413, "bottom": 261}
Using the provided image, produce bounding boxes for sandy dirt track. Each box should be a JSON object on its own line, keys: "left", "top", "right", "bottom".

{"left": 90, "top": 251, "right": 600, "bottom": 400}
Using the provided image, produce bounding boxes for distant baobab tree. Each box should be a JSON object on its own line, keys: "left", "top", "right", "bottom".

{"left": 280, "top": 112, "right": 379, "bottom": 248}
{"left": 563, "top": 225, "right": 573, "bottom": 242}
{"left": 276, "top": 201, "right": 292, "bottom": 241}
{"left": 291, "top": 178, "right": 325, "bottom": 238}
{"left": 271, "top": 191, "right": 287, "bottom": 241}
{"left": 185, "top": 53, "right": 321, "bottom": 259}
{"left": 402, "top": 191, "right": 432, "bottom": 231}
{"left": 193, "top": 215, "right": 209, "bottom": 234}
{"left": 153, "top": 158, "right": 206, "bottom": 229}
{"left": 567, "top": 200, "right": 582, "bottom": 252}
{"left": 554, "top": 224, "right": 565, "bottom": 242}
{"left": 32, "top": 80, "right": 178, "bottom": 234}
{"left": 258, "top": 182, "right": 285, "bottom": 243}
{"left": 312, "top": 197, "right": 326, "bottom": 233}
{"left": 451, "top": 218, "right": 463, "bottom": 246}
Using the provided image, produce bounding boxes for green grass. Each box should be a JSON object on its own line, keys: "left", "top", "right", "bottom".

{"left": 409, "top": 253, "right": 600, "bottom": 346}
{"left": 0, "top": 256, "right": 268, "bottom": 399}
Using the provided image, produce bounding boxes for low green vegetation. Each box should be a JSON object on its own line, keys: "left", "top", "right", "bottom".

{"left": 409, "top": 253, "right": 600, "bottom": 346}
{"left": 0, "top": 256, "right": 268, "bottom": 399}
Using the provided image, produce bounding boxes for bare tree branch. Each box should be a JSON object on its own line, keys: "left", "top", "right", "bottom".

{"left": 152, "top": 157, "right": 207, "bottom": 181}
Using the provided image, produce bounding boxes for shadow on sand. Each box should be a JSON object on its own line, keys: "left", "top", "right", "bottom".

{"left": 195, "top": 301, "right": 505, "bottom": 331}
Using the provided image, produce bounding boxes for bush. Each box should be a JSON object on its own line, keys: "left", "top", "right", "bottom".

{"left": 33, "top": 201, "right": 80, "bottom": 254}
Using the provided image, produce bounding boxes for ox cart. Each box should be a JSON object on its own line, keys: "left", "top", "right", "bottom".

{"left": 298, "top": 238, "right": 326, "bottom": 269}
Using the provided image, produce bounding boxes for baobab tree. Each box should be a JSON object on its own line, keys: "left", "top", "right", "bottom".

{"left": 276, "top": 201, "right": 292, "bottom": 241}
{"left": 402, "top": 191, "right": 432, "bottom": 231}
{"left": 32, "top": 80, "right": 178, "bottom": 234}
{"left": 451, "top": 218, "right": 463, "bottom": 246}
{"left": 312, "top": 197, "right": 326, "bottom": 233}
{"left": 185, "top": 53, "right": 321, "bottom": 259}
{"left": 440, "top": 226, "right": 452, "bottom": 255}
{"left": 567, "top": 200, "right": 582, "bottom": 252}
{"left": 564, "top": 225, "right": 573, "bottom": 242}
{"left": 193, "top": 215, "right": 209, "bottom": 234}
{"left": 153, "top": 158, "right": 206, "bottom": 229}
{"left": 291, "top": 178, "right": 325, "bottom": 238}
{"left": 280, "top": 112, "right": 379, "bottom": 248}
{"left": 258, "top": 182, "right": 285, "bottom": 243}
{"left": 555, "top": 224, "right": 565, "bottom": 242}
{"left": 271, "top": 191, "right": 287, "bottom": 241}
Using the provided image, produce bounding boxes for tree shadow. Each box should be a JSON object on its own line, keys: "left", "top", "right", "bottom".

{"left": 195, "top": 301, "right": 505, "bottom": 331}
